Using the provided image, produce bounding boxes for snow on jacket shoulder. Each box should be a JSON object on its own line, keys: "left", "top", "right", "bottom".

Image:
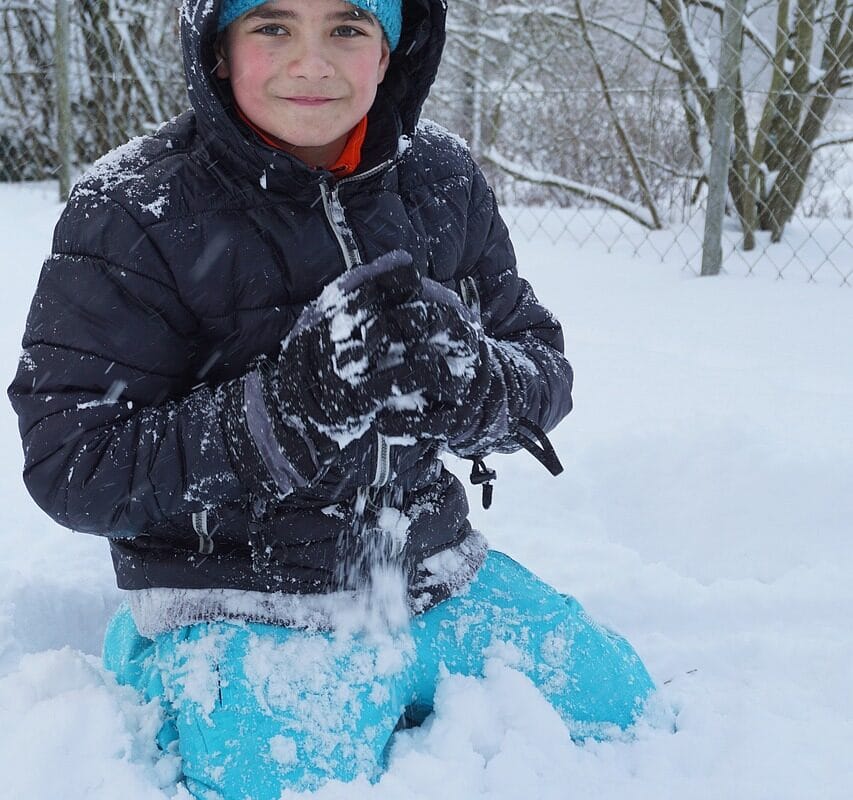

{"left": 7, "top": 0, "right": 573, "bottom": 607}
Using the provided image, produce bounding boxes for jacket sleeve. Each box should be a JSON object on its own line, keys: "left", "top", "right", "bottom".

{"left": 453, "top": 163, "right": 574, "bottom": 456}
{"left": 7, "top": 194, "right": 244, "bottom": 538}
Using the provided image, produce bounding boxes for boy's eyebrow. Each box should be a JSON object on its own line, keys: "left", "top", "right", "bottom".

{"left": 242, "top": 7, "right": 376, "bottom": 25}
{"left": 333, "top": 9, "right": 376, "bottom": 25}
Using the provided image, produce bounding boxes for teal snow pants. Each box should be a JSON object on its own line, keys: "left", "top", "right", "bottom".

{"left": 103, "top": 551, "right": 654, "bottom": 799}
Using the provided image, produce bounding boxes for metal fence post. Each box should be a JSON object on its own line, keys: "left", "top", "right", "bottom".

{"left": 700, "top": 0, "right": 747, "bottom": 277}
{"left": 55, "top": 0, "right": 73, "bottom": 202}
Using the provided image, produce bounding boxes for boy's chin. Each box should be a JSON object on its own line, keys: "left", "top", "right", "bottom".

{"left": 280, "top": 128, "right": 351, "bottom": 148}
{"left": 266, "top": 124, "right": 348, "bottom": 149}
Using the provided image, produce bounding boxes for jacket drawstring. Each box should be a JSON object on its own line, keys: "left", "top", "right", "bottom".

{"left": 468, "top": 418, "right": 563, "bottom": 509}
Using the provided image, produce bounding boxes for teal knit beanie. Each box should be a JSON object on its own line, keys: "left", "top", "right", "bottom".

{"left": 218, "top": 0, "right": 402, "bottom": 51}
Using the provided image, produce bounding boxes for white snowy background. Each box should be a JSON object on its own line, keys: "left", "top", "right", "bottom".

{"left": 0, "top": 182, "right": 851, "bottom": 799}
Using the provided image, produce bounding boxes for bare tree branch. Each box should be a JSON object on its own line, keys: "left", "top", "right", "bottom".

{"left": 484, "top": 147, "right": 660, "bottom": 229}
{"left": 573, "top": 0, "right": 663, "bottom": 228}
{"left": 813, "top": 131, "right": 853, "bottom": 150}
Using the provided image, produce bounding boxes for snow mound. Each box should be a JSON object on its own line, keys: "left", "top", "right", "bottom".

{"left": 0, "top": 648, "right": 181, "bottom": 800}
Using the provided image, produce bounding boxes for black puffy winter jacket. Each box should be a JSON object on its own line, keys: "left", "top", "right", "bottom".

{"left": 8, "top": 0, "right": 573, "bottom": 610}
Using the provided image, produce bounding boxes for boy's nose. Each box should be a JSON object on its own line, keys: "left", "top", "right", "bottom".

{"left": 287, "top": 43, "right": 335, "bottom": 81}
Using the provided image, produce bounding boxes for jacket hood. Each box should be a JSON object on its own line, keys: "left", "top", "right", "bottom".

{"left": 179, "top": 0, "right": 446, "bottom": 181}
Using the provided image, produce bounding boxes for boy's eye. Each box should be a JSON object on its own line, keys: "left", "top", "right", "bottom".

{"left": 255, "top": 24, "right": 288, "bottom": 36}
{"left": 332, "top": 25, "right": 367, "bottom": 38}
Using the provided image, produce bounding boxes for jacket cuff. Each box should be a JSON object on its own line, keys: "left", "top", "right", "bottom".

{"left": 217, "top": 375, "right": 275, "bottom": 493}
{"left": 243, "top": 371, "right": 317, "bottom": 495}
{"left": 217, "top": 371, "right": 316, "bottom": 497}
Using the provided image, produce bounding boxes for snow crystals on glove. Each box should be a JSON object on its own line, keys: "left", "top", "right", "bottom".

{"left": 428, "top": 329, "right": 480, "bottom": 380}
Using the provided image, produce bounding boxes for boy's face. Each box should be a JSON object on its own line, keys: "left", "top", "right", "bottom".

{"left": 216, "top": 0, "right": 391, "bottom": 168}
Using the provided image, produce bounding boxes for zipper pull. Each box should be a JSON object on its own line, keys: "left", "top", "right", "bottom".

{"left": 247, "top": 493, "right": 272, "bottom": 572}
{"left": 191, "top": 509, "right": 214, "bottom": 555}
{"left": 459, "top": 275, "right": 481, "bottom": 318}
{"left": 469, "top": 458, "right": 497, "bottom": 509}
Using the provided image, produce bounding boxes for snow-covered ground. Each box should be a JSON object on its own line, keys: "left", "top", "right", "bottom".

{"left": 0, "top": 182, "right": 851, "bottom": 799}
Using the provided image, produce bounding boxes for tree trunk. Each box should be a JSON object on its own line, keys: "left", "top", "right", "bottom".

{"left": 730, "top": 71, "right": 755, "bottom": 250}
{"left": 761, "top": 2, "right": 851, "bottom": 239}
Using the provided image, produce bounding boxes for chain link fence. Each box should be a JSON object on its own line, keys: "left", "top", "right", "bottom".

{"left": 0, "top": 0, "right": 185, "bottom": 182}
{"left": 1, "top": 0, "right": 851, "bottom": 284}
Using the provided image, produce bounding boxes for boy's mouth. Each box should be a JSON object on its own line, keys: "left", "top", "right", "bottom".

{"left": 285, "top": 97, "right": 336, "bottom": 106}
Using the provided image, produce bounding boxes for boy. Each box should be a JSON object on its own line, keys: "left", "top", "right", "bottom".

{"left": 8, "top": 0, "right": 654, "bottom": 797}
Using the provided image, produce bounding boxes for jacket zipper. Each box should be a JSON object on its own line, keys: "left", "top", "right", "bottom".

{"left": 319, "top": 182, "right": 362, "bottom": 268}
{"left": 459, "top": 275, "right": 481, "bottom": 317}
{"left": 319, "top": 165, "right": 396, "bottom": 489}
{"left": 318, "top": 159, "right": 393, "bottom": 269}
{"left": 247, "top": 493, "right": 272, "bottom": 572}
{"left": 372, "top": 433, "right": 391, "bottom": 486}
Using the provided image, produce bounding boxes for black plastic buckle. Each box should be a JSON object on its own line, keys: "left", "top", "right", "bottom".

{"left": 469, "top": 458, "right": 497, "bottom": 509}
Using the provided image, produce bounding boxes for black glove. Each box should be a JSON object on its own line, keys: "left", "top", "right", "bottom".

{"left": 374, "top": 279, "right": 509, "bottom": 453}
{"left": 218, "top": 251, "right": 443, "bottom": 497}
{"left": 275, "top": 251, "right": 436, "bottom": 436}
{"left": 382, "top": 297, "right": 481, "bottom": 399}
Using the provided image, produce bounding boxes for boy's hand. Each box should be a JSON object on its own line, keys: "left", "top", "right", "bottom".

{"left": 373, "top": 281, "right": 497, "bottom": 448}
{"left": 218, "top": 251, "right": 450, "bottom": 497}
{"left": 274, "top": 251, "right": 448, "bottom": 435}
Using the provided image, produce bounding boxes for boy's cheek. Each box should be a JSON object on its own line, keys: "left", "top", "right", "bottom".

{"left": 219, "top": 44, "right": 271, "bottom": 86}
